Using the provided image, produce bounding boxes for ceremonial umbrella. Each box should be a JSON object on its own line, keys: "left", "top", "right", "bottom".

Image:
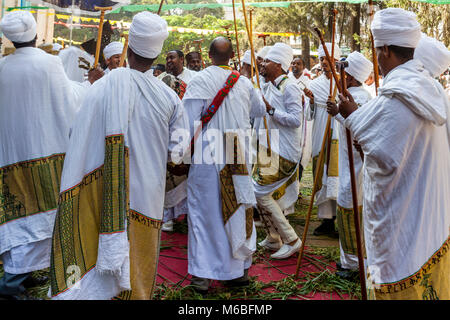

{"left": 31, "top": 0, "right": 129, "bottom": 16}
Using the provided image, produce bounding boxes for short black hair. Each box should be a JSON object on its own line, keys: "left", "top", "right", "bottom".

{"left": 186, "top": 51, "right": 201, "bottom": 61}
{"left": 168, "top": 50, "right": 184, "bottom": 59}
{"left": 155, "top": 63, "right": 166, "bottom": 72}
{"left": 12, "top": 36, "right": 37, "bottom": 49}
{"left": 293, "top": 56, "right": 305, "bottom": 65}
{"left": 209, "top": 37, "right": 233, "bottom": 64}
{"left": 388, "top": 45, "right": 415, "bottom": 60}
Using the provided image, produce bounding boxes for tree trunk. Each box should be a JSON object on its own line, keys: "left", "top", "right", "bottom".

{"left": 302, "top": 32, "right": 311, "bottom": 70}
{"left": 327, "top": 3, "right": 335, "bottom": 42}
{"left": 351, "top": 4, "right": 361, "bottom": 52}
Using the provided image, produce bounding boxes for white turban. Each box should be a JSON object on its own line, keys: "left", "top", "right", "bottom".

{"left": 0, "top": 10, "right": 36, "bottom": 43}
{"left": 345, "top": 51, "right": 373, "bottom": 84}
{"left": 318, "top": 42, "right": 341, "bottom": 60}
{"left": 265, "top": 43, "right": 293, "bottom": 73}
{"left": 242, "top": 50, "right": 252, "bottom": 65}
{"left": 256, "top": 46, "right": 272, "bottom": 59}
{"left": 371, "top": 8, "right": 421, "bottom": 48}
{"left": 414, "top": 33, "right": 450, "bottom": 78}
{"left": 103, "top": 41, "right": 123, "bottom": 59}
{"left": 128, "top": 11, "right": 169, "bottom": 59}
{"left": 52, "top": 43, "right": 62, "bottom": 52}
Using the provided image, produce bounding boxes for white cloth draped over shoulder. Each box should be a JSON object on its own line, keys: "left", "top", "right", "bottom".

{"left": 51, "top": 68, "right": 187, "bottom": 299}
{"left": 59, "top": 46, "right": 94, "bottom": 82}
{"left": 344, "top": 59, "right": 450, "bottom": 284}
{"left": 0, "top": 47, "right": 77, "bottom": 274}
{"left": 183, "top": 66, "right": 265, "bottom": 280}
{"left": 307, "top": 74, "right": 339, "bottom": 206}
{"left": 335, "top": 86, "right": 371, "bottom": 209}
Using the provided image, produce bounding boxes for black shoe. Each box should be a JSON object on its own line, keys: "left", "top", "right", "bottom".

{"left": 23, "top": 275, "right": 49, "bottom": 289}
{"left": 189, "top": 276, "right": 209, "bottom": 296}
{"left": 223, "top": 279, "right": 250, "bottom": 288}
{"left": 313, "top": 219, "right": 339, "bottom": 238}
{"left": 335, "top": 261, "right": 344, "bottom": 271}
{"left": 336, "top": 270, "right": 360, "bottom": 282}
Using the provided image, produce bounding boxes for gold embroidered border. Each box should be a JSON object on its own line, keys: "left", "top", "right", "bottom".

{"left": 0, "top": 153, "right": 65, "bottom": 226}
{"left": 368, "top": 236, "right": 450, "bottom": 300}
{"left": 336, "top": 205, "right": 365, "bottom": 257}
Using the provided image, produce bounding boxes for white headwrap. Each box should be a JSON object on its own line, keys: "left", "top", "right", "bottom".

{"left": 415, "top": 33, "right": 450, "bottom": 78}
{"left": 128, "top": 11, "right": 169, "bottom": 59}
{"left": 52, "top": 43, "right": 62, "bottom": 52}
{"left": 265, "top": 43, "right": 293, "bottom": 73}
{"left": 0, "top": 10, "right": 36, "bottom": 43}
{"left": 318, "top": 42, "right": 341, "bottom": 60}
{"left": 371, "top": 8, "right": 421, "bottom": 48}
{"left": 242, "top": 50, "right": 252, "bottom": 65}
{"left": 345, "top": 51, "right": 373, "bottom": 84}
{"left": 103, "top": 41, "right": 124, "bottom": 59}
{"left": 256, "top": 46, "right": 272, "bottom": 59}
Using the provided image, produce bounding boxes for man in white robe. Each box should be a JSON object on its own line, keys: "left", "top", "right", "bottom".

{"left": 288, "top": 57, "right": 312, "bottom": 89}
{"left": 326, "top": 51, "right": 373, "bottom": 278}
{"left": 338, "top": 8, "right": 449, "bottom": 300}
{"left": 159, "top": 50, "right": 196, "bottom": 84}
{"left": 103, "top": 41, "right": 124, "bottom": 74}
{"left": 0, "top": 11, "right": 77, "bottom": 300}
{"left": 49, "top": 11, "right": 188, "bottom": 300}
{"left": 288, "top": 56, "right": 313, "bottom": 184}
{"left": 59, "top": 45, "right": 95, "bottom": 83}
{"left": 304, "top": 42, "right": 341, "bottom": 238}
{"left": 183, "top": 37, "right": 265, "bottom": 294}
{"left": 252, "top": 43, "right": 303, "bottom": 260}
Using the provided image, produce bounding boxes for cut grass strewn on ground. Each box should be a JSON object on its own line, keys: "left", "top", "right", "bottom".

{"left": 1, "top": 164, "right": 360, "bottom": 300}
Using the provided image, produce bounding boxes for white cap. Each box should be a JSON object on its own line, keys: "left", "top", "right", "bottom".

{"left": 414, "top": 33, "right": 450, "bottom": 78}
{"left": 265, "top": 43, "right": 293, "bottom": 73}
{"left": 0, "top": 10, "right": 37, "bottom": 43}
{"left": 256, "top": 46, "right": 272, "bottom": 59}
{"left": 345, "top": 51, "right": 373, "bottom": 84}
{"left": 242, "top": 50, "right": 252, "bottom": 65}
{"left": 103, "top": 41, "right": 124, "bottom": 59}
{"left": 318, "top": 42, "right": 341, "bottom": 60}
{"left": 128, "top": 12, "right": 169, "bottom": 59}
{"left": 371, "top": 8, "right": 421, "bottom": 48}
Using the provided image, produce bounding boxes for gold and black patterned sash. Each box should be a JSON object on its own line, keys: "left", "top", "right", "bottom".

{"left": 0, "top": 153, "right": 65, "bottom": 226}
{"left": 220, "top": 132, "right": 253, "bottom": 239}
{"left": 252, "top": 145, "right": 297, "bottom": 186}
{"left": 50, "top": 134, "right": 129, "bottom": 297}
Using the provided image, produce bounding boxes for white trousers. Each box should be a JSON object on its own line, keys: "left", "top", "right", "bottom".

{"left": 317, "top": 199, "right": 337, "bottom": 219}
{"left": 256, "top": 194, "right": 298, "bottom": 244}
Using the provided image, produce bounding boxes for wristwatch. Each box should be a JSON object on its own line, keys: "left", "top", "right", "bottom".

{"left": 268, "top": 108, "right": 275, "bottom": 116}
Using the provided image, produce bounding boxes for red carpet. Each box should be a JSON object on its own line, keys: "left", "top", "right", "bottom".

{"left": 156, "top": 216, "right": 352, "bottom": 300}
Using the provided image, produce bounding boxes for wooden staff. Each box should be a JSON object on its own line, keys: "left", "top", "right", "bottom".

{"left": 368, "top": 0, "right": 380, "bottom": 95}
{"left": 339, "top": 62, "right": 368, "bottom": 300}
{"left": 157, "top": 0, "right": 165, "bottom": 15}
{"left": 329, "top": 8, "right": 338, "bottom": 97}
{"left": 241, "top": 0, "right": 271, "bottom": 155}
{"left": 258, "top": 34, "right": 269, "bottom": 46}
{"left": 93, "top": 6, "right": 112, "bottom": 69}
{"left": 223, "top": 24, "right": 232, "bottom": 42}
{"left": 193, "top": 39, "right": 206, "bottom": 69}
{"left": 119, "top": 33, "right": 128, "bottom": 68}
{"left": 231, "top": 0, "right": 241, "bottom": 70}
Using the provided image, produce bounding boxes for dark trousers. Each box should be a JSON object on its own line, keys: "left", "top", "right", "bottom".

{"left": 0, "top": 272, "right": 30, "bottom": 295}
